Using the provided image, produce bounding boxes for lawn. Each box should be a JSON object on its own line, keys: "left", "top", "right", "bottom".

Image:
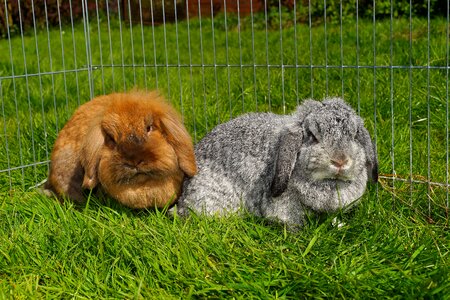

{"left": 0, "top": 11, "right": 449, "bottom": 298}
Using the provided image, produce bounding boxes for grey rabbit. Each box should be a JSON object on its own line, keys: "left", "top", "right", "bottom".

{"left": 176, "top": 97, "right": 378, "bottom": 226}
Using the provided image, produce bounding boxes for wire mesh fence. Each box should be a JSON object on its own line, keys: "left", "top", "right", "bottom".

{"left": 0, "top": 0, "right": 448, "bottom": 219}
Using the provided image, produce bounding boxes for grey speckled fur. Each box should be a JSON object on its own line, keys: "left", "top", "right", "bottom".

{"left": 177, "top": 98, "right": 378, "bottom": 226}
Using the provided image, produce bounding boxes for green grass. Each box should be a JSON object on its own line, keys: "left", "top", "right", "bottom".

{"left": 0, "top": 13, "right": 449, "bottom": 298}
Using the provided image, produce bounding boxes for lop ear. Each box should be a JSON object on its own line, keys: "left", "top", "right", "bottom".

{"left": 80, "top": 125, "right": 104, "bottom": 190}
{"left": 356, "top": 123, "right": 378, "bottom": 183}
{"left": 159, "top": 111, "right": 197, "bottom": 177}
{"left": 270, "top": 127, "right": 303, "bottom": 197}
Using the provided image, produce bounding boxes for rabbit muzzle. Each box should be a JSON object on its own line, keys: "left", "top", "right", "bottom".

{"left": 329, "top": 154, "right": 353, "bottom": 178}
{"left": 306, "top": 142, "right": 362, "bottom": 182}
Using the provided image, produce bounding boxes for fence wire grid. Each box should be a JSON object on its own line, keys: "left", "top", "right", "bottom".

{"left": 0, "top": 0, "right": 448, "bottom": 217}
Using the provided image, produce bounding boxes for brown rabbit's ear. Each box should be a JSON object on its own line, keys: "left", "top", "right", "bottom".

{"left": 81, "top": 125, "right": 104, "bottom": 190}
{"left": 158, "top": 109, "right": 197, "bottom": 177}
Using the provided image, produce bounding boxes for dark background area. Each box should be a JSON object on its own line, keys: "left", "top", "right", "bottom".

{"left": 1, "top": 0, "right": 448, "bottom": 37}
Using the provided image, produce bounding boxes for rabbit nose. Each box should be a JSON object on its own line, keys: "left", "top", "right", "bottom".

{"left": 123, "top": 158, "right": 144, "bottom": 170}
{"left": 135, "top": 159, "right": 144, "bottom": 167}
{"left": 127, "top": 155, "right": 144, "bottom": 168}
{"left": 331, "top": 157, "right": 350, "bottom": 169}
{"left": 119, "top": 145, "right": 144, "bottom": 167}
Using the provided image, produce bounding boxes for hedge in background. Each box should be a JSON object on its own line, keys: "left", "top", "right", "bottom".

{"left": 0, "top": 0, "right": 448, "bottom": 37}
{"left": 0, "top": 0, "right": 119, "bottom": 37}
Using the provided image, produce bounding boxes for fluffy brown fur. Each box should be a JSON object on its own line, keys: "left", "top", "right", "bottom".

{"left": 44, "top": 91, "right": 197, "bottom": 208}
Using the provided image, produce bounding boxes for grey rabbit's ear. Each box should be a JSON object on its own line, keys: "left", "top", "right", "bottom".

{"left": 270, "top": 127, "right": 303, "bottom": 197}
{"left": 270, "top": 100, "right": 322, "bottom": 197}
{"left": 356, "top": 123, "right": 378, "bottom": 183}
{"left": 371, "top": 148, "right": 379, "bottom": 183}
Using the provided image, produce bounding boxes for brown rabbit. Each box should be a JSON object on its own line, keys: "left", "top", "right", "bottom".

{"left": 44, "top": 91, "right": 197, "bottom": 209}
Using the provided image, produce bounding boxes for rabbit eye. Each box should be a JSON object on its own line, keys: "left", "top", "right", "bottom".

{"left": 104, "top": 132, "right": 116, "bottom": 148}
{"left": 305, "top": 128, "right": 319, "bottom": 144}
{"left": 146, "top": 125, "right": 153, "bottom": 133}
{"left": 309, "top": 133, "right": 319, "bottom": 144}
